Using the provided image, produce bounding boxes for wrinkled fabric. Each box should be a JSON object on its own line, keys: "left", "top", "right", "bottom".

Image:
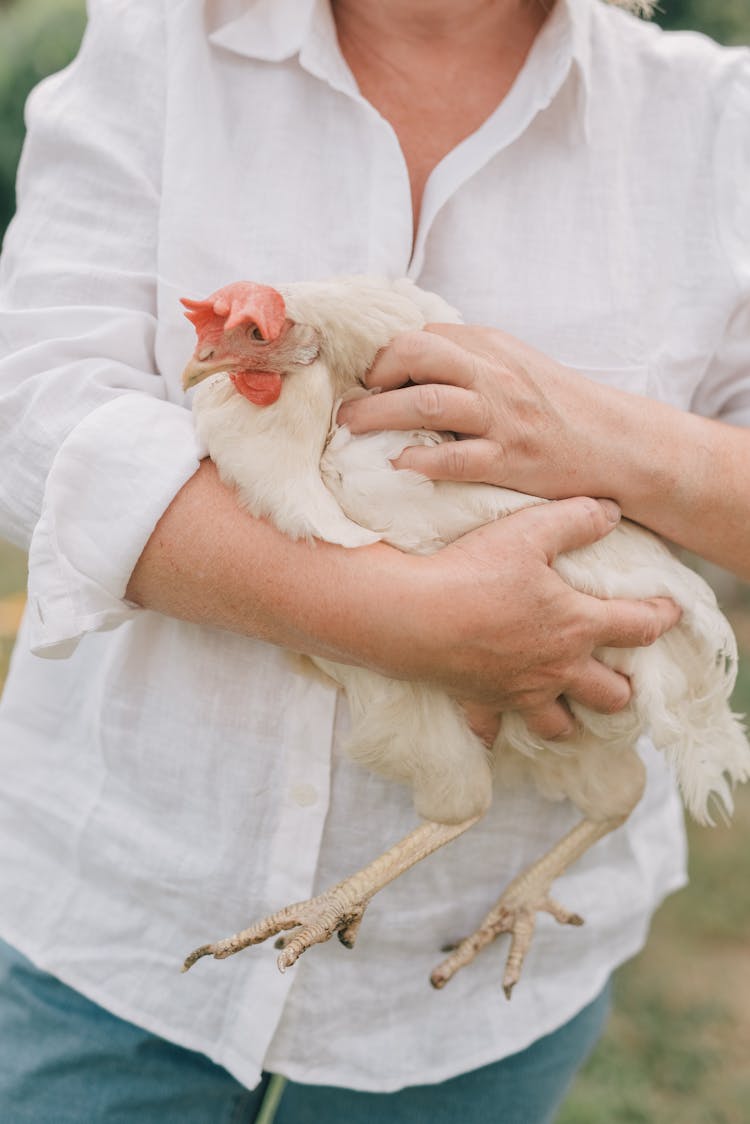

{"left": 0, "top": 0, "right": 747, "bottom": 1094}
{"left": 0, "top": 939, "right": 611, "bottom": 1124}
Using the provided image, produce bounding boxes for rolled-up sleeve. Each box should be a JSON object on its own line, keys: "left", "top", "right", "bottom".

{"left": 0, "top": 0, "right": 201, "bottom": 657}
{"left": 690, "top": 59, "right": 750, "bottom": 427}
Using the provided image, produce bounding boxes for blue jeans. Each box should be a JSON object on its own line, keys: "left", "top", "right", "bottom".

{"left": 0, "top": 939, "right": 609, "bottom": 1123}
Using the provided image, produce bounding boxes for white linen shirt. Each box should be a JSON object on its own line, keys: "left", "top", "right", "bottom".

{"left": 0, "top": 0, "right": 748, "bottom": 1094}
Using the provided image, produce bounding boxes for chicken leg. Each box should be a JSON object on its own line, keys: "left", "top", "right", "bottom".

{"left": 183, "top": 815, "right": 481, "bottom": 973}
{"left": 430, "top": 813, "right": 627, "bottom": 998}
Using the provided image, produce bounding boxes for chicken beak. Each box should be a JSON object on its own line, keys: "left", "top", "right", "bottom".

{"left": 181, "top": 355, "right": 227, "bottom": 391}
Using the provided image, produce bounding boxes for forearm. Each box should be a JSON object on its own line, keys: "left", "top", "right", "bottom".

{"left": 340, "top": 325, "right": 750, "bottom": 580}
{"left": 126, "top": 459, "right": 422, "bottom": 673}
{"left": 586, "top": 387, "right": 750, "bottom": 579}
{"left": 126, "top": 464, "right": 680, "bottom": 739}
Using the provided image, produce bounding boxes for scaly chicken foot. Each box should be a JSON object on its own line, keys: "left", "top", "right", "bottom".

{"left": 183, "top": 815, "right": 481, "bottom": 973}
{"left": 431, "top": 815, "right": 623, "bottom": 998}
{"left": 271, "top": 908, "right": 364, "bottom": 953}
{"left": 183, "top": 895, "right": 366, "bottom": 973}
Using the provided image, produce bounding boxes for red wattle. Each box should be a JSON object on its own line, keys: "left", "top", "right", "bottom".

{"left": 230, "top": 371, "right": 282, "bottom": 406}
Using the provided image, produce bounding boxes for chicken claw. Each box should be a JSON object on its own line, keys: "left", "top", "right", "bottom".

{"left": 431, "top": 884, "right": 583, "bottom": 999}
{"left": 183, "top": 816, "right": 480, "bottom": 974}
{"left": 431, "top": 815, "right": 626, "bottom": 998}
{"left": 183, "top": 890, "right": 369, "bottom": 973}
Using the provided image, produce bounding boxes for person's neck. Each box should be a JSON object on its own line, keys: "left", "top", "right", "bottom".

{"left": 331, "top": 0, "right": 552, "bottom": 240}
{"left": 331, "top": 0, "right": 550, "bottom": 53}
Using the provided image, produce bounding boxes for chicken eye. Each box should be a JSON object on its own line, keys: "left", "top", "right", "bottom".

{"left": 247, "top": 324, "right": 267, "bottom": 343}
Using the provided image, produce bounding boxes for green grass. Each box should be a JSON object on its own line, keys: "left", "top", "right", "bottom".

{"left": 0, "top": 539, "right": 26, "bottom": 599}
{"left": 560, "top": 954, "right": 750, "bottom": 1124}
{"left": 0, "top": 539, "right": 25, "bottom": 685}
{"left": 559, "top": 992, "right": 742, "bottom": 1123}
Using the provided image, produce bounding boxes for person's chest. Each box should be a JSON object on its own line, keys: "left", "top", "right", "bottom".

{"left": 153, "top": 32, "right": 734, "bottom": 420}
{"left": 332, "top": 24, "right": 544, "bottom": 238}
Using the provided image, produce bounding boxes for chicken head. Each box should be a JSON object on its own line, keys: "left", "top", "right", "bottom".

{"left": 180, "top": 280, "right": 320, "bottom": 405}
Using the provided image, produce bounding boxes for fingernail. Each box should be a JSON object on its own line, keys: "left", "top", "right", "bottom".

{"left": 598, "top": 498, "right": 621, "bottom": 523}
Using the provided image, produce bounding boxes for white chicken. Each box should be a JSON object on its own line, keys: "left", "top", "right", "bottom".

{"left": 179, "top": 276, "right": 749, "bottom": 996}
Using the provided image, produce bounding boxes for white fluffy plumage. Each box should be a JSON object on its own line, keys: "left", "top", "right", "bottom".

{"left": 181, "top": 276, "right": 750, "bottom": 989}
{"left": 191, "top": 275, "right": 749, "bottom": 830}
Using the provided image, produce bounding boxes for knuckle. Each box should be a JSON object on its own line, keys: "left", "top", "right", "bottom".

{"left": 528, "top": 706, "right": 575, "bottom": 742}
{"left": 591, "top": 663, "right": 631, "bottom": 712}
{"left": 639, "top": 622, "right": 661, "bottom": 647}
{"left": 472, "top": 391, "right": 494, "bottom": 437}
{"left": 415, "top": 383, "right": 445, "bottom": 424}
{"left": 545, "top": 719, "right": 576, "bottom": 741}
{"left": 578, "top": 497, "right": 606, "bottom": 531}
{"left": 540, "top": 652, "right": 570, "bottom": 683}
{"left": 465, "top": 352, "right": 486, "bottom": 388}
{"left": 601, "top": 687, "right": 630, "bottom": 715}
{"left": 633, "top": 607, "right": 662, "bottom": 647}
{"left": 442, "top": 442, "right": 469, "bottom": 477}
{"left": 554, "top": 613, "right": 591, "bottom": 666}
{"left": 513, "top": 689, "right": 544, "bottom": 712}
{"left": 646, "top": 603, "right": 673, "bottom": 644}
{"left": 563, "top": 612, "right": 590, "bottom": 654}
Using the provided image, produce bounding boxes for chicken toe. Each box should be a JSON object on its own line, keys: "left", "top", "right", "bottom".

{"left": 183, "top": 816, "right": 480, "bottom": 974}
{"left": 431, "top": 884, "right": 583, "bottom": 998}
{"left": 183, "top": 890, "right": 368, "bottom": 973}
{"left": 430, "top": 815, "right": 624, "bottom": 997}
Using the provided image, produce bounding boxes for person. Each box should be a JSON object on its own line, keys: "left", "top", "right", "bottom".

{"left": 0, "top": 0, "right": 747, "bottom": 1120}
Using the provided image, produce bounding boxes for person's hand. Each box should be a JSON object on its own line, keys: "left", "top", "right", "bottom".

{"left": 338, "top": 323, "right": 627, "bottom": 502}
{"left": 336, "top": 326, "right": 681, "bottom": 739}
{"left": 457, "top": 698, "right": 504, "bottom": 748}
{"left": 394, "top": 496, "right": 681, "bottom": 741}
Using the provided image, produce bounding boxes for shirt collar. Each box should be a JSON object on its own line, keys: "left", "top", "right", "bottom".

{"left": 208, "top": 0, "right": 322, "bottom": 64}
{"left": 208, "top": 0, "right": 594, "bottom": 134}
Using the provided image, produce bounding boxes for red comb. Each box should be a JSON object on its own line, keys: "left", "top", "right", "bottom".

{"left": 181, "top": 282, "right": 286, "bottom": 340}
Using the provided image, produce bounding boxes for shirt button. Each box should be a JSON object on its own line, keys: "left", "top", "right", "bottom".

{"left": 291, "top": 783, "right": 318, "bottom": 807}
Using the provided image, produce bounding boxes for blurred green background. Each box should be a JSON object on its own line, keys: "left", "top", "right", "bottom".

{"left": 1, "top": 2, "right": 749, "bottom": 1122}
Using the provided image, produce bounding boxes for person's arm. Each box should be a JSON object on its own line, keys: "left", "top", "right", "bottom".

{"left": 338, "top": 323, "right": 750, "bottom": 580}
{"left": 126, "top": 459, "right": 680, "bottom": 740}
{"left": 0, "top": 3, "right": 205, "bottom": 658}
{"left": 339, "top": 65, "right": 750, "bottom": 581}
{"left": 0, "top": 0, "right": 678, "bottom": 744}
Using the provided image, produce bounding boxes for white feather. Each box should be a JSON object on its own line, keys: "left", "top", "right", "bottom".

{"left": 191, "top": 275, "right": 750, "bottom": 828}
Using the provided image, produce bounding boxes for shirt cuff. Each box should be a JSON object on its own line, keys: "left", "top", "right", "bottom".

{"left": 27, "top": 394, "right": 203, "bottom": 658}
